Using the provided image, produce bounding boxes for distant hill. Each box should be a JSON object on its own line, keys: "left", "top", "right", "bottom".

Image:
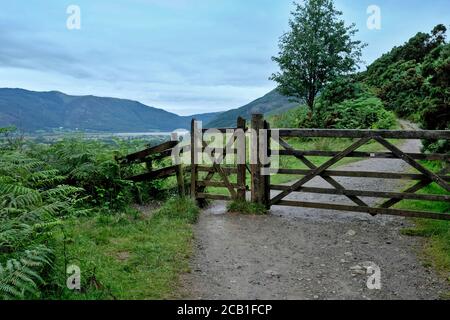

{"left": 205, "top": 89, "right": 299, "bottom": 128}
{"left": 0, "top": 88, "right": 220, "bottom": 132}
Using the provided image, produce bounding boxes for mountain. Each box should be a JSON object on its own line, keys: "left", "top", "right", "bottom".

{"left": 0, "top": 88, "right": 220, "bottom": 132}
{"left": 205, "top": 89, "right": 299, "bottom": 128}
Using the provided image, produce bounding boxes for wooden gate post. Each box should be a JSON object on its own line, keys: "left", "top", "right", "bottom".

{"left": 251, "top": 114, "right": 266, "bottom": 205}
{"left": 263, "top": 120, "right": 271, "bottom": 209}
{"left": 236, "top": 117, "right": 247, "bottom": 202}
{"left": 190, "top": 119, "right": 199, "bottom": 200}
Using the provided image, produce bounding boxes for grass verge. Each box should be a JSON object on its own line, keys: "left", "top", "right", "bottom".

{"left": 398, "top": 161, "right": 450, "bottom": 285}
{"left": 227, "top": 200, "right": 267, "bottom": 215}
{"left": 44, "top": 197, "right": 199, "bottom": 300}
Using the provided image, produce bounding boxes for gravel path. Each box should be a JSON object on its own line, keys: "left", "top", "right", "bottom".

{"left": 180, "top": 125, "right": 449, "bottom": 300}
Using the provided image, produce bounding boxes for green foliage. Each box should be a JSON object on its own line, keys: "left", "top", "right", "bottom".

{"left": 271, "top": 0, "right": 365, "bottom": 110}
{"left": 374, "top": 60, "right": 426, "bottom": 119}
{"left": 398, "top": 161, "right": 450, "bottom": 283}
{"left": 45, "top": 197, "right": 199, "bottom": 300}
{"left": 0, "top": 151, "right": 84, "bottom": 299}
{"left": 420, "top": 44, "right": 450, "bottom": 153}
{"left": 359, "top": 24, "right": 449, "bottom": 153}
{"left": 0, "top": 126, "right": 24, "bottom": 151}
{"left": 364, "top": 24, "right": 447, "bottom": 87}
{"left": 315, "top": 97, "right": 397, "bottom": 130}
{"left": 318, "top": 76, "right": 370, "bottom": 106}
{"left": 269, "top": 105, "right": 310, "bottom": 128}
{"left": 154, "top": 197, "right": 199, "bottom": 224}
{"left": 227, "top": 201, "right": 267, "bottom": 215}
{"left": 28, "top": 138, "right": 153, "bottom": 211}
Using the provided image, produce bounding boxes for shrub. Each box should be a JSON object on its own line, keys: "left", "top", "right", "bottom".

{"left": 314, "top": 97, "right": 397, "bottom": 130}
{"left": 269, "top": 105, "right": 310, "bottom": 128}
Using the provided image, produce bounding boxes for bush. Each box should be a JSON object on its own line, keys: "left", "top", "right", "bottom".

{"left": 376, "top": 60, "right": 426, "bottom": 119}
{"left": 269, "top": 105, "right": 310, "bottom": 128}
{"left": 314, "top": 97, "right": 397, "bottom": 130}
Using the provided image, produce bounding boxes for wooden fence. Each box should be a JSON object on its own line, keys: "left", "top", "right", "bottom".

{"left": 118, "top": 114, "right": 449, "bottom": 221}
{"left": 117, "top": 137, "right": 186, "bottom": 196}
{"left": 249, "top": 114, "right": 450, "bottom": 221}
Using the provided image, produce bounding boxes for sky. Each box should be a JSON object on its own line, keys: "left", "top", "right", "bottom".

{"left": 0, "top": 0, "right": 449, "bottom": 115}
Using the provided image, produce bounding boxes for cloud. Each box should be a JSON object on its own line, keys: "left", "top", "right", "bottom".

{"left": 0, "top": 28, "right": 92, "bottom": 79}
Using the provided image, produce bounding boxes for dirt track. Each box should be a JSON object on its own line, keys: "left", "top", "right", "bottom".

{"left": 180, "top": 126, "right": 449, "bottom": 300}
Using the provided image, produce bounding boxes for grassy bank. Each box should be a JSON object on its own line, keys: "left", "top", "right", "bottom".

{"left": 399, "top": 162, "right": 450, "bottom": 282}
{"left": 44, "top": 197, "right": 199, "bottom": 300}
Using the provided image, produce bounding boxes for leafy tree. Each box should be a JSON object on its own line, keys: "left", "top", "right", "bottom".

{"left": 270, "top": 0, "right": 365, "bottom": 112}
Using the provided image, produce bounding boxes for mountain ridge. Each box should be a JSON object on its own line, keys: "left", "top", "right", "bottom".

{"left": 0, "top": 87, "right": 298, "bottom": 132}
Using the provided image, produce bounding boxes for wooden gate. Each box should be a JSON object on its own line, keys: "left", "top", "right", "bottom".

{"left": 191, "top": 117, "right": 248, "bottom": 203}
{"left": 250, "top": 114, "right": 450, "bottom": 221}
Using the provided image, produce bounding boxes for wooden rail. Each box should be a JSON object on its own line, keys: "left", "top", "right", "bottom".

{"left": 117, "top": 139, "right": 186, "bottom": 197}
{"left": 250, "top": 114, "right": 449, "bottom": 221}
{"left": 277, "top": 129, "right": 450, "bottom": 139}
{"left": 191, "top": 117, "right": 248, "bottom": 205}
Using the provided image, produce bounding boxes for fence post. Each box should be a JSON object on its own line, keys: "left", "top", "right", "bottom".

{"left": 172, "top": 133, "right": 185, "bottom": 197}
{"left": 237, "top": 117, "right": 247, "bottom": 202}
{"left": 190, "top": 119, "right": 198, "bottom": 201}
{"left": 263, "top": 120, "right": 271, "bottom": 209}
{"left": 251, "top": 114, "right": 264, "bottom": 205}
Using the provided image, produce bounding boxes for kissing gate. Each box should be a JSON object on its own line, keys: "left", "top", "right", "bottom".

{"left": 190, "top": 114, "right": 450, "bottom": 221}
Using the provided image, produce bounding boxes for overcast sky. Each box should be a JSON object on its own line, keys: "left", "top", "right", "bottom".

{"left": 0, "top": 0, "right": 449, "bottom": 115}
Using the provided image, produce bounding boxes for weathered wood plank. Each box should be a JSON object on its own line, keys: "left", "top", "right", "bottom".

{"left": 119, "top": 140, "right": 178, "bottom": 163}
{"left": 251, "top": 114, "right": 264, "bottom": 204}
{"left": 270, "top": 185, "right": 450, "bottom": 202}
{"left": 278, "top": 137, "right": 368, "bottom": 207}
{"left": 191, "top": 119, "right": 199, "bottom": 200}
{"left": 198, "top": 166, "right": 238, "bottom": 174}
{"left": 270, "top": 137, "right": 372, "bottom": 205}
{"left": 263, "top": 120, "right": 271, "bottom": 208}
{"left": 277, "top": 129, "right": 450, "bottom": 140}
{"left": 374, "top": 137, "right": 450, "bottom": 192}
{"left": 128, "top": 165, "right": 178, "bottom": 182}
{"left": 202, "top": 128, "right": 239, "bottom": 133}
{"left": 269, "top": 168, "right": 450, "bottom": 181}
{"left": 276, "top": 201, "right": 450, "bottom": 221}
{"left": 277, "top": 149, "right": 449, "bottom": 161}
{"left": 380, "top": 166, "right": 449, "bottom": 208}
{"left": 175, "top": 165, "right": 185, "bottom": 197}
{"left": 237, "top": 117, "right": 247, "bottom": 202}
{"left": 198, "top": 181, "right": 240, "bottom": 188}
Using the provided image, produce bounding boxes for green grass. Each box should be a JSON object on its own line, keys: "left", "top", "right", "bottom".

{"left": 398, "top": 162, "right": 450, "bottom": 281}
{"left": 227, "top": 200, "right": 267, "bottom": 215}
{"left": 43, "top": 197, "right": 199, "bottom": 300}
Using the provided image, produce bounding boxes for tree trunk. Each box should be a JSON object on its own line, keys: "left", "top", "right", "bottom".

{"left": 307, "top": 89, "right": 315, "bottom": 113}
